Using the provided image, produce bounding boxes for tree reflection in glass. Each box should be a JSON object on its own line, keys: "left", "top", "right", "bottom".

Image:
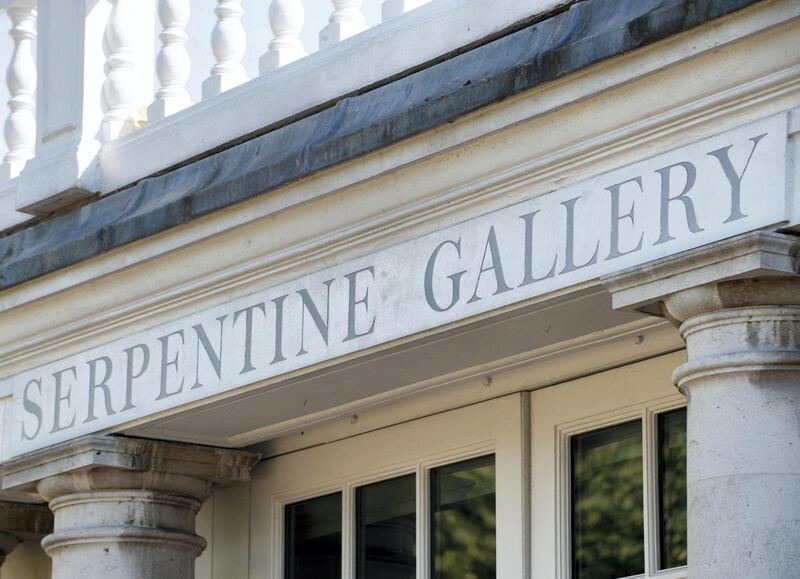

{"left": 658, "top": 408, "right": 687, "bottom": 569}
{"left": 571, "top": 421, "right": 644, "bottom": 579}
{"left": 430, "top": 455, "right": 496, "bottom": 579}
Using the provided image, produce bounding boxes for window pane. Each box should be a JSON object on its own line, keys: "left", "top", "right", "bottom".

{"left": 658, "top": 408, "right": 688, "bottom": 569}
{"left": 356, "top": 474, "right": 416, "bottom": 579}
{"left": 430, "top": 455, "right": 496, "bottom": 579}
{"left": 284, "top": 493, "right": 342, "bottom": 579}
{"left": 571, "top": 420, "right": 644, "bottom": 579}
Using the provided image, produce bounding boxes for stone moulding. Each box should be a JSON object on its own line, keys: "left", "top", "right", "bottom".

{"left": 672, "top": 349, "right": 800, "bottom": 390}
{"left": 601, "top": 231, "right": 800, "bottom": 315}
{"left": 0, "top": 0, "right": 762, "bottom": 291}
{"left": 601, "top": 229, "right": 800, "bottom": 399}
{"left": 0, "top": 435, "right": 260, "bottom": 493}
{"left": 39, "top": 525, "right": 208, "bottom": 554}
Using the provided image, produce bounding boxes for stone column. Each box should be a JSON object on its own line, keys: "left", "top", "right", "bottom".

{"left": 603, "top": 231, "right": 800, "bottom": 579}
{"left": 1, "top": 435, "right": 259, "bottom": 579}
{"left": 0, "top": 501, "right": 52, "bottom": 567}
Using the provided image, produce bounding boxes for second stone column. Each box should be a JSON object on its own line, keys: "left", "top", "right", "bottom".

{"left": 604, "top": 232, "right": 800, "bottom": 579}
{"left": 1, "top": 435, "right": 259, "bottom": 579}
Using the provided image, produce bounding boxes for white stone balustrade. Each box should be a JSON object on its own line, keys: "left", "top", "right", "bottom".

{"left": 2, "top": 0, "right": 36, "bottom": 179}
{"left": 149, "top": 0, "right": 191, "bottom": 121}
{"left": 101, "top": 0, "right": 151, "bottom": 142}
{"left": 0, "top": 0, "right": 429, "bottom": 186}
{"left": 260, "top": 0, "right": 306, "bottom": 74}
{"left": 202, "top": 0, "right": 247, "bottom": 99}
{"left": 320, "top": 0, "right": 366, "bottom": 48}
{"left": 2, "top": 0, "right": 530, "bottom": 225}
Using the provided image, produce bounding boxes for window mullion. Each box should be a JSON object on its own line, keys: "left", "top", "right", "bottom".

{"left": 343, "top": 484, "right": 354, "bottom": 579}
{"left": 417, "top": 463, "right": 429, "bottom": 579}
{"left": 643, "top": 407, "right": 659, "bottom": 577}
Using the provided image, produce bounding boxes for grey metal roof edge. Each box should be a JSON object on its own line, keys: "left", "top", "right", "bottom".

{"left": 0, "top": 0, "right": 761, "bottom": 291}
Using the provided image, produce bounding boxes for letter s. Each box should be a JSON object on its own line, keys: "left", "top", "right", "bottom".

{"left": 22, "top": 378, "right": 43, "bottom": 441}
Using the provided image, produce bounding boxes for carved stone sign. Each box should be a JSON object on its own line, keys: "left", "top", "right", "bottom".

{"left": 5, "top": 114, "right": 790, "bottom": 457}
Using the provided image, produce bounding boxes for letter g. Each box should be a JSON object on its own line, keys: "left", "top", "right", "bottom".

{"left": 424, "top": 239, "right": 467, "bottom": 312}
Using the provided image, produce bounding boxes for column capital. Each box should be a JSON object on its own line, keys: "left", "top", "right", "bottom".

{"left": 601, "top": 231, "right": 800, "bottom": 321}
{"left": 1, "top": 434, "right": 260, "bottom": 498}
{"left": 0, "top": 435, "right": 259, "bottom": 579}
{"left": 0, "top": 501, "right": 53, "bottom": 566}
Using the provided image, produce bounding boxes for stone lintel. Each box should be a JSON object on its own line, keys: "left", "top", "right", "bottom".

{"left": 601, "top": 231, "right": 800, "bottom": 316}
{"left": 1, "top": 435, "right": 260, "bottom": 495}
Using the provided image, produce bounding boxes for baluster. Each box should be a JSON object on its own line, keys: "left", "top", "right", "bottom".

{"left": 319, "top": 0, "right": 365, "bottom": 49}
{"left": 149, "top": 0, "right": 191, "bottom": 121}
{"left": 382, "top": 0, "right": 429, "bottom": 21}
{"left": 3, "top": 0, "right": 36, "bottom": 178}
{"left": 102, "top": 0, "right": 144, "bottom": 142}
{"left": 259, "top": 0, "right": 306, "bottom": 74}
{"left": 202, "top": 0, "right": 247, "bottom": 99}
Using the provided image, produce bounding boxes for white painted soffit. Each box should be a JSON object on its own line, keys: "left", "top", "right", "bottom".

{"left": 123, "top": 289, "right": 660, "bottom": 450}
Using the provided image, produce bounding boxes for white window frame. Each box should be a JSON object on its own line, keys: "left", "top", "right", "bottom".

{"left": 531, "top": 352, "right": 688, "bottom": 579}
{"left": 248, "top": 393, "right": 530, "bottom": 579}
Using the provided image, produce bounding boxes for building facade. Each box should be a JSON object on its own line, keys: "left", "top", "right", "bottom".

{"left": 0, "top": 1, "right": 798, "bottom": 578}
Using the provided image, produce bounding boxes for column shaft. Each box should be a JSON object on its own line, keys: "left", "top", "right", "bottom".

{"left": 41, "top": 488, "right": 205, "bottom": 579}
{"left": 665, "top": 283, "right": 800, "bottom": 579}
{"left": 602, "top": 232, "right": 800, "bottom": 578}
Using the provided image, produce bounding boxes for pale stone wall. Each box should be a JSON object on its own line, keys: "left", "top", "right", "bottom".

{"left": 196, "top": 486, "right": 252, "bottom": 579}
{"left": 0, "top": 540, "right": 50, "bottom": 579}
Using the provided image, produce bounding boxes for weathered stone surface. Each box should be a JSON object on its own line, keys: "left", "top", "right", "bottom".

{"left": 1, "top": 435, "right": 260, "bottom": 579}
{"left": 0, "top": 0, "right": 761, "bottom": 291}
{"left": 603, "top": 231, "right": 800, "bottom": 316}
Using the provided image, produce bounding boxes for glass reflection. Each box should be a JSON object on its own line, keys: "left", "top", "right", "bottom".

{"left": 431, "top": 455, "right": 496, "bottom": 579}
{"left": 658, "top": 408, "right": 687, "bottom": 569}
{"left": 571, "top": 420, "right": 644, "bottom": 579}
{"left": 284, "top": 492, "right": 342, "bottom": 579}
{"left": 356, "top": 474, "right": 416, "bottom": 579}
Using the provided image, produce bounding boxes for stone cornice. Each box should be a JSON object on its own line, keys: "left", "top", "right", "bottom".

{"left": 1, "top": 435, "right": 260, "bottom": 495}
{"left": 601, "top": 231, "right": 800, "bottom": 315}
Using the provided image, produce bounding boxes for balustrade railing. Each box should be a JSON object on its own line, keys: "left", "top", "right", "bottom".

{"left": 0, "top": 0, "right": 433, "bottom": 216}
{"left": 2, "top": 0, "right": 35, "bottom": 179}
{"left": 261, "top": 0, "right": 306, "bottom": 73}
{"left": 202, "top": 0, "right": 247, "bottom": 99}
{"left": 149, "top": 0, "right": 191, "bottom": 120}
